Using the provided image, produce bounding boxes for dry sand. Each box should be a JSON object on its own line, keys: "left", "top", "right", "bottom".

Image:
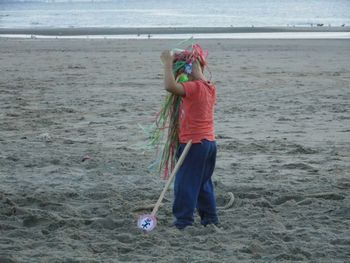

{"left": 0, "top": 38, "right": 349, "bottom": 262}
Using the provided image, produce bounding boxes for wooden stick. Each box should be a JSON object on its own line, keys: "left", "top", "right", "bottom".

{"left": 151, "top": 140, "right": 192, "bottom": 217}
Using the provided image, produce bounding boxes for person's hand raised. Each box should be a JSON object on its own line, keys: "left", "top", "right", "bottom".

{"left": 160, "top": 50, "right": 174, "bottom": 65}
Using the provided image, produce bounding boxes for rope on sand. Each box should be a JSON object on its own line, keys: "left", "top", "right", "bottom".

{"left": 132, "top": 192, "right": 234, "bottom": 213}
{"left": 218, "top": 192, "right": 235, "bottom": 210}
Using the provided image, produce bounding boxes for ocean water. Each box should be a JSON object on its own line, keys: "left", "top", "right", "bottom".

{"left": 0, "top": 0, "right": 349, "bottom": 29}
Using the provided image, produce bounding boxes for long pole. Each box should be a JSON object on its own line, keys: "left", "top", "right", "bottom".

{"left": 151, "top": 140, "right": 192, "bottom": 216}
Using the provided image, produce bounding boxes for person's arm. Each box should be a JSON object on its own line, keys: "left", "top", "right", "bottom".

{"left": 160, "top": 50, "right": 185, "bottom": 96}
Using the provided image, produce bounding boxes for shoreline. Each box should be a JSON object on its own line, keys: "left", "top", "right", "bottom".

{"left": 1, "top": 32, "right": 350, "bottom": 40}
{"left": 0, "top": 32, "right": 350, "bottom": 41}
{"left": 0, "top": 26, "right": 349, "bottom": 36}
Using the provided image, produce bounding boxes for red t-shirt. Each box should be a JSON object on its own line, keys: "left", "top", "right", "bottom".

{"left": 179, "top": 80, "right": 216, "bottom": 143}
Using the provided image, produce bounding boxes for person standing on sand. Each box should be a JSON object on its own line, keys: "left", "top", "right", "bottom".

{"left": 160, "top": 46, "right": 218, "bottom": 230}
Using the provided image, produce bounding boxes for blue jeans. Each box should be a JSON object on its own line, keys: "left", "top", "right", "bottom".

{"left": 173, "top": 139, "right": 218, "bottom": 229}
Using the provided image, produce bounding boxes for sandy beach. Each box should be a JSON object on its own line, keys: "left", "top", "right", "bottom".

{"left": 0, "top": 38, "right": 349, "bottom": 262}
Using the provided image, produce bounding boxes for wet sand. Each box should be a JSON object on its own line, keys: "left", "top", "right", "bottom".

{"left": 0, "top": 38, "right": 349, "bottom": 262}
{"left": 0, "top": 26, "right": 349, "bottom": 36}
